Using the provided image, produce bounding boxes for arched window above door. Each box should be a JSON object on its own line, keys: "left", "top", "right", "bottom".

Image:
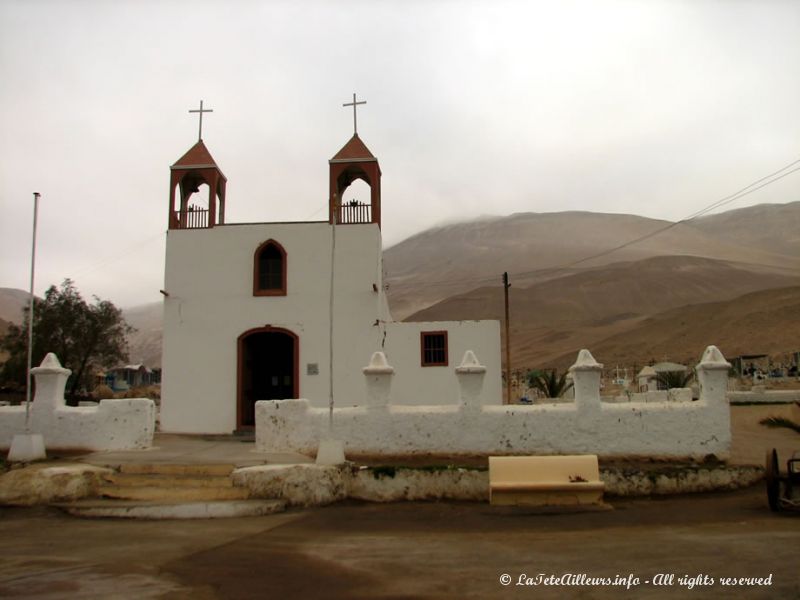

{"left": 253, "top": 239, "right": 287, "bottom": 296}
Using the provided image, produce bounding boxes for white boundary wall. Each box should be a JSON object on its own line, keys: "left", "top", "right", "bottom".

{"left": 0, "top": 354, "right": 155, "bottom": 451}
{"left": 255, "top": 346, "right": 733, "bottom": 459}
{"left": 728, "top": 389, "right": 800, "bottom": 404}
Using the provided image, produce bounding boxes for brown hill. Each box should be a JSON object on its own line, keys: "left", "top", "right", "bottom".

{"left": 384, "top": 208, "right": 800, "bottom": 319}
{"left": 0, "top": 317, "right": 9, "bottom": 362}
{"left": 549, "top": 286, "right": 800, "bottom": 371}
{"left": 689, "top": 201, "right": 800, "bottom": 258}
{"left": 123, "top": 302, "right": 163, "bottom": 368}
{"left": 0, "top": 288, "right": 30, "bottom": 325}
{"left": 407, "top": 255, "right": 800, "bottom": 369}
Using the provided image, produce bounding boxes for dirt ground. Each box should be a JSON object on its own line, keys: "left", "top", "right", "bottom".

{"left": 0, "top": 404, "right": 798, "bottom": 599}
{"left": 729, "top": 403, "right": 799, "bottom": 465}
{"left": 0, "top": 487, "right": 798, "bottom": 599}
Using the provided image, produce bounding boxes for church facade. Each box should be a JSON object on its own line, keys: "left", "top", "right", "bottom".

{"left": 160, "top": 130, "right": 501, "bottom": 434}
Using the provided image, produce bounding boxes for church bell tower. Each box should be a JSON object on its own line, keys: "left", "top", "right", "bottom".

{"left": 329, "top": 93, "right": 382, "bottom": 227}
{"left": 168, "top": 101, "right": 227, "bottom": 230}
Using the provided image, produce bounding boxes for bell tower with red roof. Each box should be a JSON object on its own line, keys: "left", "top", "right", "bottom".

{"left": 329, "top": 94, "right": 382, "bottom": 227}
{"left": 168, "top": 101, "right": 227, "bottom": 230}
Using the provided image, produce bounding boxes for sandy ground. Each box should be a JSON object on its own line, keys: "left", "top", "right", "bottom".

{"left": 0, "top": 404, "right": 798, "bottom": 599}
{"left": 729, "top": 403, "right": 799, "bottom": 465}
{"left": 0, "top": 487, "right": 797, "bottom": 599}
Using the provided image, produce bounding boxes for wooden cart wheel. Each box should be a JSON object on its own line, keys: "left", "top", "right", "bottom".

{"left": 765, "top": 448, "right": 781, "bottom": 512}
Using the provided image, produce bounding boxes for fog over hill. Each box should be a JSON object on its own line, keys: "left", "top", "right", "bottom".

{"left": 0, "top": 288, "right": 30, "bottom": 326}
{"left": 123, "top": 302, "right": 163, "bottom": 369}
{"left": 384, "top": 202, "right": 800, "bottom": 319}
{"left": 689, "top": 201, "right": 800, "bottom": 257}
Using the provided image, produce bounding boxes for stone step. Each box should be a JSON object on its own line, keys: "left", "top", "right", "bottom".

{"left": 98, "top": 484, "right": 250, "bottom": 502}
{"left": 116, "top": 463, "right": 236, "bottom": 477}
{"left": 101, "top": 473, "right": 236, "bottom": 489}
{"left": 56, "top": 499, "right": 286, "bottom": 520}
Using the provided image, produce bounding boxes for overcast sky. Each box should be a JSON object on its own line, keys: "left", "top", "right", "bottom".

{"left": 1, "top": 0, "right": 799, "bottom": 308}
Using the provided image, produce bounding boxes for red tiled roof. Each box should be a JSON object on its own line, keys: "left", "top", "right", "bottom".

{"left": 172, "top": 140, "right": 220, "bottom": 168}
{"left": 331, "top": 134, "right": 376, "bottom": 161}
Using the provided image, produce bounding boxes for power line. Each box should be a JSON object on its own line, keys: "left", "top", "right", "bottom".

{"left": 530, "top": 163, "right": 800, "bottom": 274}
{"left": 386, "top": 158, "right": 800, "bottom": 291}
{"left": 67, "top": 231, "right": 166, "bottom": 280}
{"left": 682, "top": 159, "right": 800, "bottom": 221}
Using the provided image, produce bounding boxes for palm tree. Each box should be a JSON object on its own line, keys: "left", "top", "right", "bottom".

{"left": 527, "top": 369, "right": 573, "bottom": 399}
{"left": 655, "top": 370, "right": 694, "bottom": 390}
{"left": 760, "top": 403, "right": 800, "bottom": 434}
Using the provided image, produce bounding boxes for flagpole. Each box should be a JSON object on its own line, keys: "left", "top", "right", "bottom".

{"left": 8, "top": 193, "right": 46, "bottom": 462}
{"left": 24, "top": 192, "right": 40, "bottom": 431}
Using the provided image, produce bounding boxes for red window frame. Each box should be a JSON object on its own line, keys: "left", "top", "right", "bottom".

{"left": 253, "top": 239, "right": 287, "bottom": 297}
{"left": 420, "top": 331, "right": 448, "bottom": 367}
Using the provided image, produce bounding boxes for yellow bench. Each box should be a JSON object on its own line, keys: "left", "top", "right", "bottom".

{"left": 489, "top": 455, "right": 605, "bottom": 507}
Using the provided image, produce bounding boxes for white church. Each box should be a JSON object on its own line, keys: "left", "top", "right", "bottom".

{"left": 159, "top": 107, "right": 501, "bottom": 434}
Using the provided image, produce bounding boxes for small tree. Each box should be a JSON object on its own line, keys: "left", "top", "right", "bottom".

{"left": 0, "top": 279, "right": 133, "bottom": 398}
{"left": 655, "top": 370, "right": 694, "bottom": 390}
{"left": 527, "top": 369, "right": 573, "bottom": 399}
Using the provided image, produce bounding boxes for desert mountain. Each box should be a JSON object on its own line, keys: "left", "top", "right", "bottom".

{"left": 0, "top": 288, "right": 31, "bottom": 325}
{"left": 548, "top": 285, "right": 800, "bottom": 371}
{"left": 689, "top": 201, "right": 800, "bottom": 258}
{"left": 384, "top": 203, "right": 800, "bottom": 319}
{"left": 407, "top": 255, "right": 800, "bottom": 369}
{"left": 123, "top": 302, "right": 163, "bottom": 369}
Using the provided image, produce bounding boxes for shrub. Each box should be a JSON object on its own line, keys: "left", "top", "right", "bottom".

{"left": 92, "top": 384, "right": 114, "bottom": 400}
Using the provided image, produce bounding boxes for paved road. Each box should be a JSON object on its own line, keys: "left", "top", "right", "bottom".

{"left": 0, "top": 486, "right": 798, "bottom": 599}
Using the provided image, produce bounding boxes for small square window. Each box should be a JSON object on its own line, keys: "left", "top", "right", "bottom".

{"left": 421, "top": 331, "right": 448, "bottom": 367}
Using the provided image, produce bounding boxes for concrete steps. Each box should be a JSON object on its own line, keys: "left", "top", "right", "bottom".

{"left": 102, "top": 473, "right": 239, "bottom": 489}
{"left": 98, "top": 485, "right": 251, "bottom": 502}
{"left": 96, "top": 463, "right": 250, "bottom": 502}
{"left": 58, "top": 498, "right": 286, "bottom": 520}
{"left": 116, "top": 463, "right": 238, "bottom": 476}
{"left": 56, "top": 463, "right": 285, "bottom": 519}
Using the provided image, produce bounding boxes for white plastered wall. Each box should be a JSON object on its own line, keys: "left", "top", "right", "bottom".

{"left": 0, "top": 354, "right": 155, "bottom": 451}
{"left": 160, "top": 222, "right": 501, "bottom": 433}
{"left": 376, "top": 321, "right": 502, "bottom": 406}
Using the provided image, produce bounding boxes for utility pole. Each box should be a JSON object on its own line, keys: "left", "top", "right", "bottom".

{"left": 503, "top": 272, "right": 511, "bottom": 405}
{"left": 329, "top": 193, "right": 338, "bottom": 431}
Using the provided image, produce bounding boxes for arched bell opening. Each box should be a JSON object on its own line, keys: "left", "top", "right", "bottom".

{"left": 336, "top": 176, "right": 373, "bottom": 224}
{"left": 176, "top": 175, "right": 211, "bottom": 229}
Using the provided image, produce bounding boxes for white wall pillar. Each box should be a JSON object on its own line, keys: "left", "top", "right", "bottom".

{"left": 363, "top": 352, "right": 394, "bottom": 408}
{"left": 455, "top": 350, "right": 486, "bottom": 409}
{"left": 569, "top": 349, "right": 602, "bottom": 426}
{"left": 696, "top": 345, "right": 731, "bottom": 405}
{"left": 30, "top": 353, "right": 71, "bottom": 414}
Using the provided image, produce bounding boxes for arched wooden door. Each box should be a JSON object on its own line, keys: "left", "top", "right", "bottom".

{"left": 237, "top": 327, "right": 298, "bottom": 430}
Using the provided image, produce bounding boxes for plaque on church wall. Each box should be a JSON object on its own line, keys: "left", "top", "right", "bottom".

{"left": 307, "top": 363, "right": 319, "bottom": 376}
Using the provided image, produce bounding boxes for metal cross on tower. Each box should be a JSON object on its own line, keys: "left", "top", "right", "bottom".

{"left": 189, "top": 100, "right": 214, "bottom": 141}
{"left": 343, "top": 93, "right": 366, "bottom": 135}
